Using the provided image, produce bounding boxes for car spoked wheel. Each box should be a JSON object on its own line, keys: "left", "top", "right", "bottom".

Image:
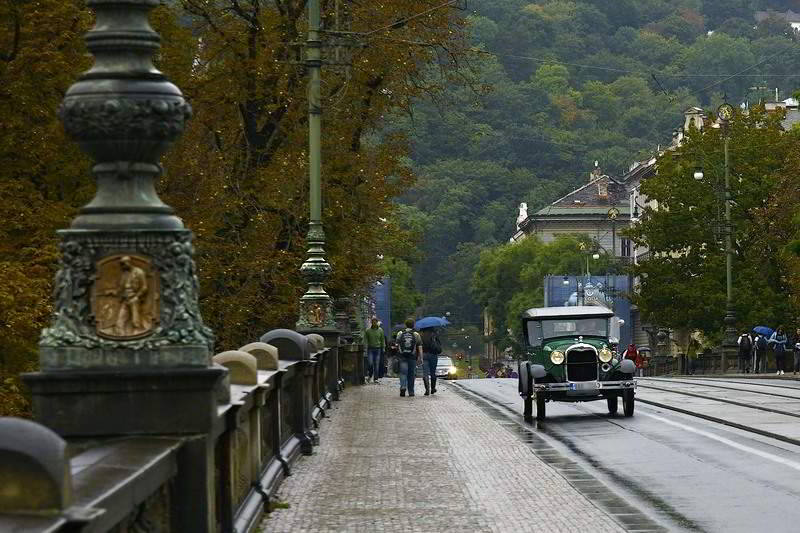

{"left": 622, "top": 389, "right": 635, "bottom": 417}
{"left": 607, "top": 395, "right": 618, "bottom": 416}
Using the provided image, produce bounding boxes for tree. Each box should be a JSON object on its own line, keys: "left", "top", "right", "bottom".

{"left": 472, "top": 235, "right": 612, "bottom": 350}
{"left": 0, "top": 0, "right": 91, "bottom": 416}
{"left": 628, "top": 107, "right": 797, "bottom": 336}
{"left": 153, "top": 1, "right": 472, "bottom": 348}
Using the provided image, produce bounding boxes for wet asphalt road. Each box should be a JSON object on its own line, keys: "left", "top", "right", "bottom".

{"left": 451, "top": 378, "right": 800, "bottom": 533}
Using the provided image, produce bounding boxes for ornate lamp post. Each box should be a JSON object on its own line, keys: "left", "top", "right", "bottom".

{"left": 296, "top": 0, "right": 337, "bottom": 334}
{"left": 26, "top": 0, "right": 220, "bottom": 431}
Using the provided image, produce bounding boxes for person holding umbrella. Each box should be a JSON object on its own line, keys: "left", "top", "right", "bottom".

{"left": 752, "top": 327, "right": 772, "bottom": 374}
{"left": 420, "top": 327, "right": 443, "bottom": 395}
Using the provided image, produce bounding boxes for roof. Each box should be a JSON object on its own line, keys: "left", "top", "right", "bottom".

{"left": 755, "top": 10, "right": 800, "bottom": 23}
{"left": 522, "top": 306, "right": 615, "bottom": 319}
{"left": 530, "top": 206, "right": 630, "bottom": 217}
{"left": 535, "top": 176, "right": 628, "bottom": 216}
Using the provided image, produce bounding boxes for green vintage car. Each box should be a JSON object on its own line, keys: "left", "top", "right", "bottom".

{"left": 518, "top": 306, "right": 636, "bottom": 422}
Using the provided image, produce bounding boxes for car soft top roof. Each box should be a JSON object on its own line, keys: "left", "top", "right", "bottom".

{"left": 522, "top": 305, "right": 615, "bottom": 319}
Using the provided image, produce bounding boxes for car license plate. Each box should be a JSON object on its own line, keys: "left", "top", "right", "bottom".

{"left": 569, "top": 382, "right": 598, "bottom": 391}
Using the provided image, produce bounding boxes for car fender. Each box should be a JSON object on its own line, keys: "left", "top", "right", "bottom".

{"left": 519, "top": 362, "right": 531, "bottom": 396}
{"left": 620, "top": 359, "right": 635, "bottom": 374}
{"left": 531, "top": 364, "right": 546, "bottom": 379}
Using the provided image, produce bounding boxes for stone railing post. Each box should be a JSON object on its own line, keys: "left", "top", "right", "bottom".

{"left": 261, "top": 329, "right": 316, "bottom": 455}
{"left": 22, "top": 2, "right": 225, "bottom": 530}
{"left": 0, "top": 419, "right": 73, "bottom": 519}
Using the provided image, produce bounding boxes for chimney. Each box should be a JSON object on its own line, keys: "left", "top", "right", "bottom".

{"left": 589, "top": 160, "right": 602, "bottom": 183}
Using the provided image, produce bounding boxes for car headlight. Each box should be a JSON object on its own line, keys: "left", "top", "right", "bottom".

{"left": 598, "top": 347, "right": 613, "bottom": 363}
{"left": 449, "top": 366, "right": 457, "bottom": 374}
{"left": 550, "top": 350, "right": 565, "bottom": 365}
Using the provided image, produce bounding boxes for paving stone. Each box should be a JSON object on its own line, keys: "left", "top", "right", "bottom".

{"left": 263, "top": 380, "right": 625, "bottom": 532}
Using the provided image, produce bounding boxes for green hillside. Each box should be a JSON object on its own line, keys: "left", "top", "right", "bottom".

{"left": 399, "top": 0, "right": 800, "bottom": 327}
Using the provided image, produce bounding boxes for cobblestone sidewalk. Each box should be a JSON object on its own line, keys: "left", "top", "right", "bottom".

{"left": 263, "top": 380, "right": 624, "bottom": 533}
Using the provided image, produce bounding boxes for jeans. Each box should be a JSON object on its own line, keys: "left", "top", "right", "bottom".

{"left": 421, "top": 353, "right": 438, "bottom": 392}
{"left": 794, "top": 351, "right": 800, "bottom": 373}
{"left": 378, "top": 349, "right": 386, "bottom": 378}
{"left": 398, "top": 358, "right": 416, "bottom": 395}
{"left": 367, "top": 348, "right": 381, "bottom": 380}
{"left": 776, "top": 350, "right": 786, "bottom": 373}
{"left": 754, "top": 351, "right": 765, "bottom": 373}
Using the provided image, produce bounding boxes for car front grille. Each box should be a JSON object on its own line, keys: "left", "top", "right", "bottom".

{"left": 566, "top": 349, "right": 598, "bottom": 382}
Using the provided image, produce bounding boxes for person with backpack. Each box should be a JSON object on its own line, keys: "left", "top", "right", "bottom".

{"left": 364, "top": 317, "right": 386, "bottom": 383}
{"left": 753, "top": 334, "right": 768, "bottom": 373}
{"left": 770, "top": 326, "right": 788, "bottom": 376}
{"left": 737, "top": 332, "right": 752, "bottom": 373}
{"left": 395, "top": 319, "right": 422, "bottom": 397}
{"left": 420, "top": 327, "right": 443, "bottom": 396}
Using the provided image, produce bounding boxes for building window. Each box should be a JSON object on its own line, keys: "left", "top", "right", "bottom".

{"left": 621, "top": 239, "right": 631, "bottom": 257}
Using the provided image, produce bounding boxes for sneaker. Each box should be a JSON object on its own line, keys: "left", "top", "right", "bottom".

{"left": 781, "top": 370, "right": 785, "bottom": 375}
{"left": 400, "top": 389, "right": 405, "bottom": 397}
{"left": 409, "top": 392, "right": 415, "bottom": 397}
{"left": 777, "top": 371, "right": 781, "bottom": 375}
{"left": 424, "top": 390, "right": 430, "bottom": 396}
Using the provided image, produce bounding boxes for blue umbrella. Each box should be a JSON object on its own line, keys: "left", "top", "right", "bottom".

{"left": 415, "top": 316, "right": 450, "bottom": 330}
{"left": 753, "top": 326, "right": 774, "bottom": 337}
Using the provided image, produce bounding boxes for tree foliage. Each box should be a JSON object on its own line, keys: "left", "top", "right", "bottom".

{"left": 0, "top": 0, "right": 469, "bottom": 415}
{"left": 628, "top": 107, "right": 798, "bottom": 336}
{"left": 471, "top": 235, "right": 613, "bottom": 350}
{"left": 401, "top": 0, "right": 800, "bottom": 328}
{"left": 0, "top": 0, "right": 92, "bottom": 416}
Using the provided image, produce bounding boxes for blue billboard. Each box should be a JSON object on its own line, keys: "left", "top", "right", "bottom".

{"left": 543, "top": 275, "right": 632, "bottom": 348}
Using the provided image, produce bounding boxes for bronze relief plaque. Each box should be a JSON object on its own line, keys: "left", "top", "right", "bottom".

{"left": 92, "top": 254, "right": 159, "bottom": 339}
{"left": 308, "top": 303, "right": 325, "bottom": 326}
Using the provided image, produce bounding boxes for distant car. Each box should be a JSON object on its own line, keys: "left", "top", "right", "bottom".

{"left": 435, "top": 356, "right": 458, "bottom": 380}
{"left": 518, "top": 306, "right": 636, "bottom": 421}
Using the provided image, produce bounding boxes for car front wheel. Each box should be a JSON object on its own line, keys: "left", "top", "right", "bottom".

{"left": 622, "top": 389, "right": 634, "bottom": 417}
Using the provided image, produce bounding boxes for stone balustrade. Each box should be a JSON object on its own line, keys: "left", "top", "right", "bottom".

{"left": 0, "top": 330, "right": 364, "bottom": 532}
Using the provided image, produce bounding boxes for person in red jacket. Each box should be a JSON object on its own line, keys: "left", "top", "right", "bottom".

{"left": 623, "top": 343, "right": 643, "bottom": 377}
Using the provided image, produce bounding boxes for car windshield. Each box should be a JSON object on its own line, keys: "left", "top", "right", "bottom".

{"left": 528, "top": 317, "right": 608, "bottom": 344}
{"left": 437, "top": 357, "right": 453, "bottom": 367}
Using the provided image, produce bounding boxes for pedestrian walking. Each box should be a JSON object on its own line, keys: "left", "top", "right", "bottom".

{"left": 364, "top": 317, "right": 386, "bottom": 383}
{"left": 792, "top": 328, "right": 800, "bottom": 376}
{"left": 737, "top": 332, "right": 752, "bottom": 373}
{"left": 770, "top": 326, "right": 788, "bottom": 376}
{"left": 420, "top": 327, "right": 442, "bottom": 396}
{"left": 753, "top": 334, "right": 768, "bottom": 374}
{"left": 396, "top": 319, "right": 422, "bottom": 397}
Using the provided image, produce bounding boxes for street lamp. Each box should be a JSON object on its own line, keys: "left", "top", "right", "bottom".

{"left": 694, "top": 101, "right": 737, "bottom": 370}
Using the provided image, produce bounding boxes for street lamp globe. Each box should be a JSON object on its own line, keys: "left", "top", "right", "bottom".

{"left": 562, "top": 276, "right": 570, "bottom": 285}
{"left": 592, "top": 253, "right": 600, "bottom": 260}
{"left": 693, "top": 167, "right": 704, "bottom": 180}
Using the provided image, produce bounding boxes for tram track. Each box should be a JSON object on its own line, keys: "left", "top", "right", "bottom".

{"left": 635, "top": 379, "right": 800, "bottom": 448}
{"left": 639, "top": 377, "right": 800, "bottom": 399}
{"left": 449, "top": 379, "right": 800, "bottom": 532}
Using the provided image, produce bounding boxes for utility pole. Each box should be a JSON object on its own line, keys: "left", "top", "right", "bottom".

{"left": 718, "top": 102, "right": 737, "bottom": 372}
{"left": 297, "top": 0, "right": 337, "bottom": 332}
